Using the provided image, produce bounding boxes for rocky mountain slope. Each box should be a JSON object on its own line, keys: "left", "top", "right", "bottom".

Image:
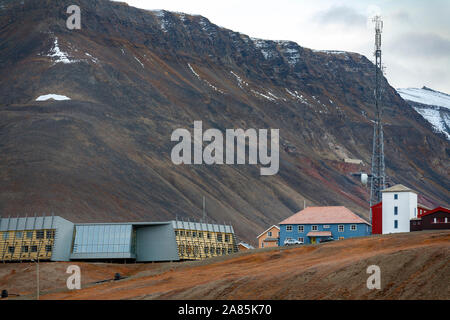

{"left": 397, "top": 86, "right": 450, "bottom": 140}
{"left": 0, "top": 0, "right": 448, "bottom": 243}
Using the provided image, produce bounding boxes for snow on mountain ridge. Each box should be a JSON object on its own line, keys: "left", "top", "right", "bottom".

{"left": 397, "top": 87, "right": 450, "bottom": 140}
{"left": 397, "top": 87, "right": 450, "bottom": 110}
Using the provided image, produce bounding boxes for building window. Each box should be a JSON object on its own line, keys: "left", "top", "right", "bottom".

{"left": 16, "top": 231, "right": 23, "bottom": 239}
{"left": 198, "top": 232, "right": 202, "bottom": 238}
{"left": 225, "top": 234, "right": 230, "bottom": 242}
{"left": 31, "top": 246, "right": 38, "bottom": 252}
{"left": 22, "top": 246, "right": 29, "bottom": 253}
{"left": 394, "top": 194, "right": 398, "bottom": 200}
{"left": 311, "top": 225, "right": 318, "bottom": 231}
{"left": 394, "top": 220, "right": 398, "bottom": 229}
{"left": 8, "top": 246, "right": 15, "bottom": 253}
{"left": 350, "top": 225, "right": 357, "bottom": 231}
{"left": 46, "top": 230, "right": 55, "bottom": 239}
{"left": 192, "top": 231, "right": 197, "bottom": 238}
{"left": 286, "top": 225, "right": 292, "bottom": 232}
{"left": 36, "top": 230, "right": 44, "bottom": 239}
{"left": 222, "top": 248, "right": 226, "bottom": 255}
{"left": 216, "top": 248, "right": 221, "bottom": 255}
{"left": 323, "top": 225, "right": 330, "bottom": 229}
{"left": 298, "top": 237, "right": 304, "bottom": 243}
{"left": 228, "top": 248, "right": 232, "bottom": 254}
{"left": 207, "top": 233, "right": 211, "bottom": 239}
{"left": 298, "top": 225, "right": 304, "bottom": 233}
{"left": 217, "top": 234, "right": 223, "bottom": 242}
{"left": 175, "top": 230, "right": 179, "bottom": 236}
{"left": 72, "top": 224, "right": 133, "bottom": 255}
{"left": 26, "top": 231, "right": 33, "bottom": 239}
{"left": 2, "top": 233, "right": 9, "bottom": 240}
{"left": 394, "top": 207, "right": 398, "bottom": 215}
{"left": 45, "top": 245, "right": 52, "bottom": 252}
{"left": 204, "top": 246, "right": 209, "bottom": 254}
{"left": 338, "top": 225, "right": 344, "bottom": 232}
{"left": 268, "top": 231, "right": 272, "bottom": 237}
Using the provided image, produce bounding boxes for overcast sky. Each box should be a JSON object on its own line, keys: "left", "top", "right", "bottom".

{"left": 116, "top": 0, "right": 450, "bottom": 93}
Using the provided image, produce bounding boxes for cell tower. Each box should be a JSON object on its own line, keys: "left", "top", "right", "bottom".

{"left": 369, "top": 15, "right": 386, "bottom": 215}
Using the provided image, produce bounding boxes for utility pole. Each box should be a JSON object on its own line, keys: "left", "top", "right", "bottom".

{"left": 32, "top": 258, "right": 39, "bottom": 300}
{"left": 369, "top": 15, "right": 386, "bottom": 221}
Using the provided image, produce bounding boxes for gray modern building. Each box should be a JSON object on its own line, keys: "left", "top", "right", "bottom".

{"left": 0, "top": 216, "right": 238, "bottom": 262}
{"left": 0, "top": 215, "right": 74, "bottom": 262}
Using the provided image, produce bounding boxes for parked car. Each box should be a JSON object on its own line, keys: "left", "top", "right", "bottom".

{"left": 319, "top": 238, "right": 334, "bottom": 243}
{"left": 284, "top": 238, "right": 303, "bottom": 246}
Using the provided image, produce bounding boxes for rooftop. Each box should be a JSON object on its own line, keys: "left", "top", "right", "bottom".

{"left": 279, "top": 206, "right": 370, "bottom": 225}
{"left": 382, "top": 184, "right": 417, "bottom": 193}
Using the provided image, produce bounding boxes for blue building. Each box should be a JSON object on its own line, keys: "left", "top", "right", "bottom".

{"left": 279, "top": 206, "right": 371, "bottom": 245}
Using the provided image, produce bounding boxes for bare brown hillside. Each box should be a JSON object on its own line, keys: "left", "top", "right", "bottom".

{"left": 1, "top": 231, "right": 448, "bottom": 300}
{"left": 0, "top": 0, "right": 448, "bottom": 244}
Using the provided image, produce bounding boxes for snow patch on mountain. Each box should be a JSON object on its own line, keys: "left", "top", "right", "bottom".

{"left": 397, "top": 87, "right": 450, "bottom": 110}
{"left": 188, "top": 64, "right": 224, "bottom": 93}
{"left": 85, "top": 52, "right": 98, "bottom": 64}
{"left": 152, "top": 10, "right": 170, "bottom": 33}
{"left": 134, "top": 56, "right": 144, "bottom": 68}
{"left": 47, "top": 38, "right": 78, "bottom": 64}
{"left": 398, "top": 87, "right": 450, "bottom": 140}
{"left": 230, "top": 71, "right": 248, "bottom": 89}
{"left": 36, "top": 94, "right": 71, "bottom": 101}
{"left": 251, "top": 38, "right": 279, "bottom": 60}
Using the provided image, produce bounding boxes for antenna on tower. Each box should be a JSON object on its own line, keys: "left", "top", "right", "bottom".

{"left": 369, "top": 15, "right": 386, "bottom": 222}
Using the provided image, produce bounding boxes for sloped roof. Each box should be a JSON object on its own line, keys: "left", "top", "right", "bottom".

{"left": 256, "top": 225, "right": 280, "bottom": 239}
{"left": 382, "top": 184, "right": 417, "bottom": 193}
{"left": 279, "top": 206, "right": 370, "bottom": 225}
{"left": 238, "top": 242, "right": 254, "bottom": 249}
{"left": 421, "top": 206, "right": 450, "bottom": 217}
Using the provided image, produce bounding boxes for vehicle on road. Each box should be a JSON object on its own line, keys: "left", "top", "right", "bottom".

{"left": 284, "top": 238, "right": 303, "bottom": 246}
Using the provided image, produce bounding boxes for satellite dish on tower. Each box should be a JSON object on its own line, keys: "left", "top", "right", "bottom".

{"left": 361, "top": 173, "right": 368, "bottom": 185}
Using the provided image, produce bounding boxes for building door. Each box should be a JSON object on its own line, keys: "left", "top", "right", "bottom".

{"left": 310, "top": 237, "right": 316, "bottom": 244}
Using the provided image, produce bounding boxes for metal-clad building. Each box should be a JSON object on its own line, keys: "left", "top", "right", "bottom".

{"left": 0, "top": 216, "right": 74, "bottom": 262}
{"left": 70, "top": 222, "right": 179, "bottom": 262}
{"left": 0, "top": 216, "right": 237, "bottom": 262}
{"left": 172, "top": 220, "right": 238, "bottom": 260}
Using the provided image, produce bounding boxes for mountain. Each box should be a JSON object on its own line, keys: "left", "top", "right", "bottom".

{"left": 397, "top": 87, "right": 450, "bottom": 140}
{"left": 0, "top": 0, "right": 449, "bottom": 244}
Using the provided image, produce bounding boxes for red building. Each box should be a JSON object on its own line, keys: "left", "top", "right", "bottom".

{"left": 371, "top": 202, "right": 432, "bottom": 234}
{"left": 371, "top": 202, "right": 382, "bottom": 234}
{"left": 410, "top": 207, "right": 450, "bottom": 231}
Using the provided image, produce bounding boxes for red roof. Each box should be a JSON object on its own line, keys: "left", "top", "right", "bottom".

{"left": 420, "top": 206, "right": 450, "bottom": 218}
{"left": 280, "top": 206, "right": 370, "bottom": 225}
